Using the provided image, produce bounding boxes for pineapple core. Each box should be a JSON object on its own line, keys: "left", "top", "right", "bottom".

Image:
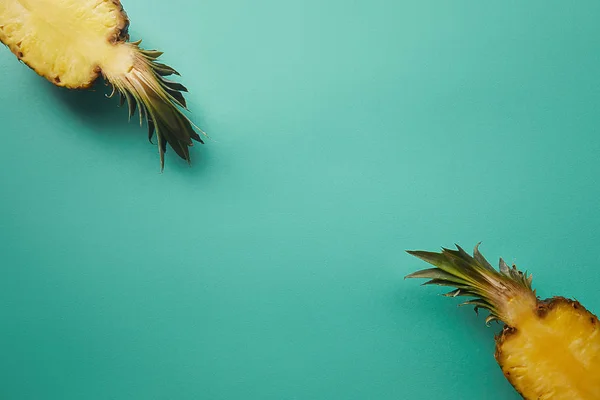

{"left": 0, "top": 0, "right": 134, "bottom": 87}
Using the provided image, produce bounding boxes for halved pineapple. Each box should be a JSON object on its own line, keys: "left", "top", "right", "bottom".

{"left": 407, "top": 244, "right": 600, "bottom": 399}
{"left": 0, "top": 0, "right": 203, "bottom": 168}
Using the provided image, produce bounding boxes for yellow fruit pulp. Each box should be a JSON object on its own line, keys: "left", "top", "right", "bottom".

{"left": 497, "top": 300, "right": 600, "bottom": 399}
{"left": 0, "top": 0, "right": 133, "bottom": 87}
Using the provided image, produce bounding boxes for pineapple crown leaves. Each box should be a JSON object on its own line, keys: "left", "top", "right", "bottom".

{"left": 405, "top": 243, "right": 536, "bottom": 326}
{"left": 106, "top": 40, "right": 205, "bottom": 170}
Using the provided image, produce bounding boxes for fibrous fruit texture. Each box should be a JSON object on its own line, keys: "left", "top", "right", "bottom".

{"left": 407, "top": 244, "right": 600, "bottom": 400}
{"left": 0, "top": 0, "right": 203, "bottom": 168}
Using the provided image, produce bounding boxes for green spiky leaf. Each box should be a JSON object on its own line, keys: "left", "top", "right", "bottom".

{"left": 406, "top": 244, "right": 537, "bottom": 326}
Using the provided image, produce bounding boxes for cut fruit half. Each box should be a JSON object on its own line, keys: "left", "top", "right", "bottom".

{"left": 407, "top": 244, "right": 600, "bottom": 400}
{"left": 0, "top": 0, "right": 204, "bottom": 169}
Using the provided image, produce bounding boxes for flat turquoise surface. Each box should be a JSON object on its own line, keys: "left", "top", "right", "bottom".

{"left": 1, "top": 1, "right": 600, "bottom": 399}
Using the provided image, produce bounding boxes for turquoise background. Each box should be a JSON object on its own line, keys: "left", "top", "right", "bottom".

{"left": 1, "top": 1, "right": 600, "bottom": 399}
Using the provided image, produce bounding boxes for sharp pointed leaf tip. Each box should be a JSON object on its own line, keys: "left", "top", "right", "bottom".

{"left": 499, "top": 258, "right": 510, "bottom": 274}
{"left": 406, "top": 250, "right": 447, "bottom": 267}
{"left": 443, "top": 289, "right": 461, "bottom": 297}
{"left": 405, "top": 268, "right": 442, "bottom": 279}
{"left": 485, "top": 314, "right": 498, "bottom": 326}
{"left": 476, "top": 255, "right": 495, "bottom": 274}
{"left": 406, "top": 250, "right": 433, "bottom": 262}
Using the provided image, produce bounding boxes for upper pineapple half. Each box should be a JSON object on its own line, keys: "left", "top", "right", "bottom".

{"left": 0, "top": 0, "right": 203, "bottom": 168}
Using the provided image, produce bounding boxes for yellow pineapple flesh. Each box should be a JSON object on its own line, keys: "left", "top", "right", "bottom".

{"left": 0, "top": 0, "right": 203, "bottom": 168}
{"left": 407, "top": 245, "right": 600, "bottom": 400}
{"left": 497, "top": 298, "right": 600, "bottom": 399}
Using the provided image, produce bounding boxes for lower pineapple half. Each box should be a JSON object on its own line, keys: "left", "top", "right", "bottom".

{"left": 407, "top": 245, "right": 600, "bottom": 399}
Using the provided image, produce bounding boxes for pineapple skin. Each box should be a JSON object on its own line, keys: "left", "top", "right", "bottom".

{"left": 496, "top": 297, "right": 600, "bottom": 400}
